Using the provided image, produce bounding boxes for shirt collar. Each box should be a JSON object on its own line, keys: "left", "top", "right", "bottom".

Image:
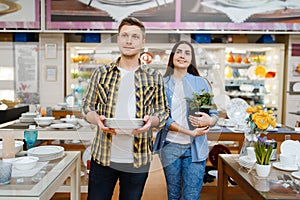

{"left": 107, "top": 57, "right": 149, "bottom": 73}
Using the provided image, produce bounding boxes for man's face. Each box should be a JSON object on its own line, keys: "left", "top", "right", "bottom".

{"left": 118, "top": 25, "right": 145, "bottom": 57}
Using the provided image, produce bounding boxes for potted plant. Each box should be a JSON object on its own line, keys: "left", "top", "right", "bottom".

{"left": 185, "top": 89, "right": 216, "bottom": 128}
{"left": 254, "top": 136, "right": 273, "bottom": 177}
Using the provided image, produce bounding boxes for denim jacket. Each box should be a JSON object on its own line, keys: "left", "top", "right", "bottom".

{"left": 163, "top": 73, "right": 218, "bottom": 162}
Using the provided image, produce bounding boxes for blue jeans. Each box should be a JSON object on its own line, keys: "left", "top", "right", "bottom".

{"left": 160, "top": 142, "right": 206, "bottom": 200}
{"left": 87, "top": 159, "right": 150, "bottom": 200}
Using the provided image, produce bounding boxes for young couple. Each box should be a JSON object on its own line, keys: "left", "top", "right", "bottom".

{"left": 81, "top": 17, "right": 218, "bottom": 200}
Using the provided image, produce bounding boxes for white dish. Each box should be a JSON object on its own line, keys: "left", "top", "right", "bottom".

{"left": 50, "top": 123, "right": 75, "bottom": 129}
{"left": 21, "top": 112, "right": 38, "bottom": 118}
{"left": 27, "top": 145, "right": 64, "bottom": 161}
{"left": 280, "top": 140, "right": 300, "bottom": 156}
{"left": 13, "top": 156, "right": 38, "bottom": 170}
{"left": 273, "top": 162, "right": 298, "bottom": 171}
{"left": 226, "top": 98, "right": 249, "bottom": 125}
{"left": 266, "top": 127, "right": 278, "bottom": 132}
{"left": 104, "top": 118, "right": 144, "bottom": 129}
{"left": 208, "top": 170, "right": 218, "bottom": 178}
{"left": 291, "top": 171, "right": 300, "bottom": 179}
{"left": 238, "top": 156, "right": 256, "bottom": 169}
{"left": 217, "top": 0, "right": 270, "bottom": 8}
{"left": 82, "top": 146, "right": 91, "bottom": 168}
{"left": 60, "top": 117, "right": 78, "bottom": 125}
{"left": 34, "top": 117, "right": 55, "bottom": 126}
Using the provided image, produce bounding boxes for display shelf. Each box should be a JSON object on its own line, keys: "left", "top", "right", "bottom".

{"left": 225, "top": 62, "right": 252, "bottom": 68}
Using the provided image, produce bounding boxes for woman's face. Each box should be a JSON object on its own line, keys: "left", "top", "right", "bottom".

{"left": 173, "top": 43, "right": 192, "bottom": 70}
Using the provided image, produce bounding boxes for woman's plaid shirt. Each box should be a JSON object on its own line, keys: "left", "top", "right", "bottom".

{"left": 82, "top": 60, "right": 169, "bottom": 168}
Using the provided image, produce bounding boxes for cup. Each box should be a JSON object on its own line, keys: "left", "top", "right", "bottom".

{"left": 280, "top": 154, "right": 296, "bottom": 166}
{"left": 246, "top": 147, "right": 256, "bottom": 161}
{"left": 0, "top": 161, "right": 12, "bottom": 185}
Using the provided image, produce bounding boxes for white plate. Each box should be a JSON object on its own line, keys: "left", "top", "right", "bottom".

{"left": 50, "top": 123, "right": 75, "bottom": 129}
{"left": 104, "top": 118, "right": 144, "bottom": 129}
{"left": 97, "top": 0, "right": 151, "bottom": 5}
{"left": 208, "top": 170, "right": 218, "bottom": 177}
{"left": 280, "top": 140, "right": 300, "bottom": 156}
{"left": 82, "top": 146, "right": 91, "bottom": 167}
{"left": 273, "top": 162, "right": 298, "bottom": 172}
{"left": 217, "top": 0, "right": 270, "bottom": 8}
{"left": 226, "top": 98, "right": 249, "bottom": 125}
{"left": 291, "top": 171, "right": 300, "bottom": 179}
{"left": 60, "top": 118, "right": 78, "bottom": 124}
{"left": 28, "top": 145, "right": 64, "bottom": 156}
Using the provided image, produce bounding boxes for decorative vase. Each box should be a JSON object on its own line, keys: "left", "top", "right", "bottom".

{"left": 239, "top": 128, "right": 261, "bottom": 158}
{"left": 256, "top": 163, "right": 271, "bottom": 177}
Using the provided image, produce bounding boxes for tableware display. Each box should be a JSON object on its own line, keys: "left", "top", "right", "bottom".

{"left": 272, "top": 162, "right": 298, "bottom": 171}
{"left": 279, "top": 154, "right": 297, "bottom": 166}
{"left": 24, "top": 125, "right": 38, "bottom": 149}
{"left": 97, "top": 0, "right": 152, "bottom": 5}
{"left": 226, "top": 98, "right": 249, "bottom": 125}
{"left": 50, "top": 123, "right": 75, "bottom": 129}
{"left": 217, "top": 0, "right": 270, "bottom": 8}
{"left": 104, "top": 118, "right": 144, "bottom": 129}
{"left": 60, "top": 117, "right": 78, "bottom": 125}
{"left": 27, "top": 145, "right": 64, "bottom": 161}
{"left": 34, "top": 116, "right": 55, "bottom": 127}
{"left": 0, "top": 140, "right": 24, "bottom": 158}
{"left": 238, "top": 156, "right": 256, "bottom": 169}
{"left": 0, "top": 161, "right": 12, "bottom": 185}
{"left": 280, "top": 140, "right": 300, "bottom": 157}
{"left": 13, "top": 156, "right": 39, "bottom": 170}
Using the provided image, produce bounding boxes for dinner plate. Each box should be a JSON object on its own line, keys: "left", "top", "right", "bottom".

{"left": 280, "top": 140, "right": 300, "bottom": 156}
{"left": 82, "top": 146, "right": 91, "bottom": 167}
{"left": 226, "top": 98, "right": 249, "bottom": 125}
{"left": 50, "top": 123, "right": 75, "bottom": 129}
{"left": 273, "top": 162, "right": 298, "bottom": 172}
{"left": 104, "top": 118, "right": 144, "bottom": 129}
{"left": 28, "top": 145, "right": 65, "bottom": 161}
{"left": 291, "top": 171, "right": 300, "bottom": 180}
{"left": 217, "top": 0, "right": 270, "bottom": 8}
{"left": 0, "top": 0, "right": 21, "bottom": 15}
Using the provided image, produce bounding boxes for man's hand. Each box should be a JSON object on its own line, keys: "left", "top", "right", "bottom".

{"left": 98, "top": 115, "right": 116, "bottom": 135}
{"left": 132, "top": 115, "right": 152, "bottom": 135}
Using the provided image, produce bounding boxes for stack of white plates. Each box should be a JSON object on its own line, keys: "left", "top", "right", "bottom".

{"left": 19, "top": 112, "right": 38, "bottom": 123}
{"left": 238, "top": 156, "right": 256, "bottom": 169}
{"left": 217, "top": 0, "right": 269, "bottom": 8}
{"left": 104, "top": 118, "right": 144, "bottom": 129}
{"left": 27, "top": 145, "right": 64, "bottom": 161}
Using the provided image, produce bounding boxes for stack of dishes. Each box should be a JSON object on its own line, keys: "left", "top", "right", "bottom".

{"left": 19, "top": 112, "right": 38, "bottom": 123}
{"left": 104, "top": 118, "right": 144, "bottom": 129}
{"left": 238, "top": 156, "right": 256, "bottom": 169}
{"left": 27, "top": 145, "right": 64, "bottom": 161}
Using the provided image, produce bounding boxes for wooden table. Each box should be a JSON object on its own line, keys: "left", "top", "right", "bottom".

{"left": 218, "top": 154, "right": 300, "bottom": 200}
{"left": 0, "top": 151, "right": 81, "bottom": 200}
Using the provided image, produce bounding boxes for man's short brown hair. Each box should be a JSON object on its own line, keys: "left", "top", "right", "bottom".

{"left": 118, "top": 17, "right": 145, "bottom": 38}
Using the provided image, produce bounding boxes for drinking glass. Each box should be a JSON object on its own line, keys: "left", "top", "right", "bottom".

{"left": 24, "top": 130, "right": 38, "bottom": 149}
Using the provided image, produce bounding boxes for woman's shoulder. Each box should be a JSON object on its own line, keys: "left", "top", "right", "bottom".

{"left": 186, "top": 73, "right": 208, "bottom": 83}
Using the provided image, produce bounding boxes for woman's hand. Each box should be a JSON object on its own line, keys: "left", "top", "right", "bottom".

{"left": 189, "top": 111, "right": 211, "bottom": 127}
{"left": 189, "top": 126, "right": 210, "bottom": 137}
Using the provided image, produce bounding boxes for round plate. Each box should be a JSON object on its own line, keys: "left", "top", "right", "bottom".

{"left": 255, "top": 65, "right": 267, "bottom": 78}
{"left": 291, "top": 171, "right": 300, "bottom": 179}
{"left": 0, "top": 0, "right": 21, "bottom": 15}
{"left": 82, "top": 146, "right": 91, "bottom": 167}
{"left": 280, "top": 140, "right": 300, "bottom": 155}
{"left": 226, "top": 98, "right": 249, "bottom": 125}
{"left": 217, "top": 0, "right": 270, "bottom": 8}
{"left": 209, "top": 144, "right": 231, "bottom": 169}
{"left": 273, "top": 162, "right": 298, "bottom": 172}
{"left": 50, "top": 123, "right": 75, "bottom": 129}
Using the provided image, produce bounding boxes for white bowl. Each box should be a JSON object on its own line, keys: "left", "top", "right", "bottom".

{"left": 34, "top": 117, "right": 55, "bottom": 126}
{"left": 0, "top": 140, "right": 24, "bottom": 157}
{"left": 13, "top": 156, "right": 39, "bottom": 170}
{"left": 60, "top": 117, "right": 78, "bottom": 125}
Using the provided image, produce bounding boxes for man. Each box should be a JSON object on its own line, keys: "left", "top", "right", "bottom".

{"left": 81, "top": 17, "right": 169, "bottom": 200}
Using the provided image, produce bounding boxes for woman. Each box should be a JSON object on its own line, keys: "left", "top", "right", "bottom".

{"left": 159, "top": 41, "right": 218, "bottom": 200}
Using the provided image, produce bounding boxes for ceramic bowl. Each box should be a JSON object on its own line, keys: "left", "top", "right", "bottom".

{"left": 34, "top": 117, "right": 55, "bottom": 126}
{"left": 0, "top": 140, "right": 24, "bottom": 157}
{"left": 13, "top": 156, "right": 39, "bottom": 170}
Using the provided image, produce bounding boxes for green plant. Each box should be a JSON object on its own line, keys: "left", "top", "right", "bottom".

{"left": 254, "top": 136, "right": 273, "bottom": 165}
{"left": 185, "top": 89, "right": 216, "bottom": 111}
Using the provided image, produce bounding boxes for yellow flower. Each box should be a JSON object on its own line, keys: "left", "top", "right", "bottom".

{"left": 246, "top": 106, "right": 255, "bottom": 114}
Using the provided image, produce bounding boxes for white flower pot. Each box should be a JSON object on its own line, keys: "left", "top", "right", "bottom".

{"left": 256, "top": 163, "right": 271, "bottom": 177}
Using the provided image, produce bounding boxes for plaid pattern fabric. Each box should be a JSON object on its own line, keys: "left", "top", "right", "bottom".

{"left": 82, "top": 59, "right": 169, "bottom": 168}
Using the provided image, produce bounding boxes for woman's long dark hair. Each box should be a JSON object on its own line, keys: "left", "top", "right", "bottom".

{"left": 163, "top": 41, "right": 200, "bottom": 78}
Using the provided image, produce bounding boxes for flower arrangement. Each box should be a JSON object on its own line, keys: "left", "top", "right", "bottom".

{"left": 254, "top": 136, "right": 273, "bottom": 165}
{"left": 185, "top": 89, "right": 217, "bottom": 112}
{"left": 245, "top": 105, "right": 276, "bottom": 140}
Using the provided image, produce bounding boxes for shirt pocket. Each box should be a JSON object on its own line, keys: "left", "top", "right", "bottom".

{"left": 97, "top": 83, "right": 110, "bottom": 104}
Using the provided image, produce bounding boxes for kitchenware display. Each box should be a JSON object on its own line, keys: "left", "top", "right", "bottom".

{"left": 217, "top": 0, "right": 270, "bottom": 8}
{"left": 50, "top": 123, "right": 75, "bottom": 129}
{"left": 226, "top": 98, "right": 249, "bottom": 125}
{"left": 13, "top": 156, "right": 39, "bottom": 170}
{"left": 27, "top": 145, "right": 65, "bottom": 161}
{"left": 272, "top": 162, "right": 298, "bottom": 171}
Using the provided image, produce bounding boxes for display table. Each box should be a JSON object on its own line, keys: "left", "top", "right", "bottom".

{"left": 218, "top": 154, "right": 300, "bottom": 200}
{"left": 0, "top": 151, "right": 81, "bottom": 200}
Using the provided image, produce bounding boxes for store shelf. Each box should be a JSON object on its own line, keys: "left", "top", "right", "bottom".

{"left": 225, "top": 62, "right": 252, "bottom": 68}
